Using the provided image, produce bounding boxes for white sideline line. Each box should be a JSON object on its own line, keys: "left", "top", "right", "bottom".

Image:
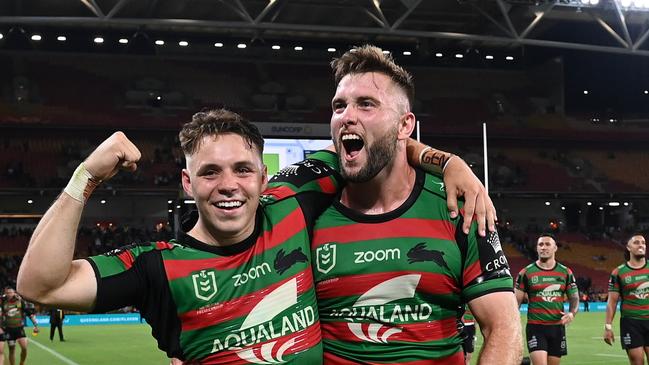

{"left": 594, "top": 353, "right": 627, "bottom": 358}
{"left": 30, "top": 338, "right": 80, "bottom": 365}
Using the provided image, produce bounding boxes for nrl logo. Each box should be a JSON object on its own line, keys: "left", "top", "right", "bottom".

{"left": 531, "top": 276, "right": 539, "bottom": 284}
{"left": 316, "top": 243, "right": 337, "bottom": 274}
{"left": 192, "top": 269, "right": 218, "bottom": 301}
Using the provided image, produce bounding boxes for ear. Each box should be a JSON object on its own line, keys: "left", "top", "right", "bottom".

{"left": 397, "top": 112, "right": 416, "bottom": 141}
{"left": 260, "top": 164, "right": 268, "bottom": 192}
{"left": 181, "top": 168, "right": 194, "bottom": 198}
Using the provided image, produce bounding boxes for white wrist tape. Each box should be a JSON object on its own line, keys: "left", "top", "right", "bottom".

{"left": 442, "top": 154, "right": 456, "bottom": 173}
{"left": 64, "top": 163, "right": 100, "bottom": 203}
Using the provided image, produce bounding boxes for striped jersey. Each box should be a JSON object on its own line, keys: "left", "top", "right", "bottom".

{"left": 88, "top": 151, "right": 342, "bottom": 364}
{"left": 312, "top": 169, "right": 513, "bottom": 364}
{"left": 515, "top": 262, "right": 577, "bottom": 325}
{"left": 0, "top": 296, "right": 34, "bottom": 328}
{"left": 608, "top": 261, "right": 649, "bottom": 319}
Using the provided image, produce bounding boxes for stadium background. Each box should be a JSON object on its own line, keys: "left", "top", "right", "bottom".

{"left": 1, "top": 0, "right": 648, "bottom": 363}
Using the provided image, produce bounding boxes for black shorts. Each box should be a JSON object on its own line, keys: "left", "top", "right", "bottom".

{"left": 620, "top": 317, "right": 649, "bottom": 350}
{"left": 3, "top": 327, "right": 26, "bottom": 343}
{"left": 462, "top": 324, "right": 476, "bottom": 354}
{"left": 526, "top": 323, "right": 567, "bottom": 357}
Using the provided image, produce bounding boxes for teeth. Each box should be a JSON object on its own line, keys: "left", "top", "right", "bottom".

{"left": 342, "top": 134, "right": 361, "bottom": 141}
{"left": 216, "top": 201, "right": 242, "bottom": 208}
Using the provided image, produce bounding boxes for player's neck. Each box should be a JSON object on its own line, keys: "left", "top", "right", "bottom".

{"left": 188, "top": 218, "right": 254, "bottom": 247}
{"left": 536, "top": 258, "right": 556, "bottom": 269}
{"left": 627, "top": 257, "right": 646, "bottom": 269}
{"left": 341, "top": 154, "right": 415, "bottom": 214}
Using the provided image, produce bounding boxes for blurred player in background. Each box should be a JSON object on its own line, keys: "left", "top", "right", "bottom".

{"left": 516, "top": 233, "right": 579, "bottom": 365}
{"left": 0, "top": 287, "right": 38, "bottom": 365}
{"left": 461, "top": 308, "right": 477, "bottom": 365}
{"left": 604, "top": 234, "right": 649, "bottom": 365}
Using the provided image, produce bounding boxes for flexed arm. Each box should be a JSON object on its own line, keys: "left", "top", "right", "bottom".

{"left": 17, "top": 132, "right": 141, "bottom": 311}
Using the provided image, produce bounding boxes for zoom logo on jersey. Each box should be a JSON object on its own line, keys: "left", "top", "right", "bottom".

{"left": 354, "top": 248, "right": 401, "bottom": 264}
{"left": 316, "top": 243, "right": 337, "bottom": 274}
{"left": 232, "top": 263, "right": 271, "bottom": 287}
{"left": 631, "top": 282, "right": 649, "bottom": 299}
{"left": 330, "top": 274, "right": 429, "bottom": 344}
{"left": 540, "top": 284, "right": 563, "bottom": 302}
{"left": 210, "top": 278, "right": 316, "bottom": 364}
{"left": 407, "top": 242, "right": 449, "bottom": 269}
{"left": 274, "top": 248, "right": 308, "bottom": 275}
{"left": 192, "top": 269, "right": 218, "bottom": 301}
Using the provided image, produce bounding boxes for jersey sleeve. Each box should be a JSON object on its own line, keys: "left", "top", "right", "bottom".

{"left": 515, "top": 268, "right": 528, "bottom": 292}
{"left": 86, "top": 241, "right": 173, "bottom": 312}
{"left": 22, "top": 300, "right": 35, "bottom": 317}
{"left": 608, "top": 268, "right": 620, "bottom": 293}
{"left": 264, "top": 150, "right": 343, "bottom": 201}
{"left": 566, "top": 268, "right": 578, "bottom": 297}
{"left": 457, "top": 218, "right": 514, "bottom": 302}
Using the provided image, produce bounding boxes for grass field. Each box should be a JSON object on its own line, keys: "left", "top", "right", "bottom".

{"left": 1, "top": 312, "right": 634, "bottom": 364}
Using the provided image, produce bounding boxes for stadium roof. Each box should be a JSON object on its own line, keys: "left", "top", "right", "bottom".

{"left": 2, "top": 0, "right": 649, "bottom": 57}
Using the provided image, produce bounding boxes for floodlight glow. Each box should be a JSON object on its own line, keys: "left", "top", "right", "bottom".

{"left": 403, "top": 51, "right": 412, "bottom": 56}
{"left": 27, "top": 199, "right": 33, "bottom": 204}
{"left": 31, "top": 34, "right": 42, "bottom": 41}
{"left": 328, "top": 48, "right": 336, "bottom": 52}
{"left": 57, "top": 36, "right": 67, "bottom": 41}
{"left": 119, "top": 38, "right": 128, "bottom": 44}
{"left": 608, "top": 202, "right": 620, "bottom": 206}
{"left": 272, "top": 45, "right": 281, "bottom": 50}
{"left": 545, "top": 201, "right": 551, "bottom": 206}
{"left": 435, "top": 53, "right": 443, "bottom": 57}
{"left": 214, "top": 42, "right": 224, "bottom": 47}
{"left": 237, "top": 43, "right": 247, "bottom": 49}
{"left": 94, "top": 37, "right": 104, "bottom": 44}
{"left": 505, "top": 56, "right": 514, "bottom": 61}
{"left": 294, "top": 46, "right": 303, "bottom": 51}
{"left": 485, "top": 55, "right": 494, "bottom": 59}
{"left": 178, "top": 41, "right": 189, "bottom": 47}
{"left": 0, "top": 33, "right": 3, "bottom": 40}
{"left": 583, "top": 90, "right": 589, "bottom": 95}
{"left": 455, "top": 54, "right": 463, "bottom": 58}
{"left": 155, "top": 40, "right": 164, "bottom": 45}
{"left": 382, "top": 50, "right": 390, "bottom": 54}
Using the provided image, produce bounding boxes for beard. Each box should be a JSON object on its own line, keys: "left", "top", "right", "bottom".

{"left": 338, "top": 124, "right": 399, "bottom": 183}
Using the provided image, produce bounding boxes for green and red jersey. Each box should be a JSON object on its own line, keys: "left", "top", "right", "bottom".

{"left": 312, "top": 169, "right": 513, "bottom": 364}
{"left": 608, "top": 261, "right": 649, "bottom": 319}
{"left": 88, "top": 151, "right": 342, "bottom": 364}
{"left": 0, "top": 296, "right": 34, "bottom": 329}
{"left": 515, "top": 262, "right": 577, "bottom": 325}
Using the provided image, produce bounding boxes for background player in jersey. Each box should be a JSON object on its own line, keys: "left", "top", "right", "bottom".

{"left": 604, "top": 234, "right": 649, "bottom": 365}
{"left": 312, "top": 45, "right": 521, "bottom": 365}
{"left": 17, "top": 108, "right": 493, "bottom": 363}
{"left": 461, "top": 308, "right": 477, "bottom": 365}
{"left": 1, "top": 287, "right": 38, "bottom": 365}
{"left": 515, "top": 233, "right": 579, "bottom": 365}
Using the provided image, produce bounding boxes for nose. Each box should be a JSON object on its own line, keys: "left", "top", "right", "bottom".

{"left": 217, "top": 170, "right": 238, "bottom": 196}
{"left": 335, "top": 104, "right": 358, "bottom": 127}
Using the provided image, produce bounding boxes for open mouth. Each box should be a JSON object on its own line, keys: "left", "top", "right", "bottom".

{"left": 341, "top": 133, "right": 365, "bottom": 158}
{"left": 215, "top": 200, "right": 243, "bottom": 210}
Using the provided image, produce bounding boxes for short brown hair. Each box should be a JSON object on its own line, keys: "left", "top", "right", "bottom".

{"left": 179, "top": 109, "right": 264, "bottom": 157}
{"left": 331, "top": 44, "right": 415, "bottom": 109}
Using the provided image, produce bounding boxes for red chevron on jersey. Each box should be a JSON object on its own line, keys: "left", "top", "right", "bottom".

{"left": 313, "top": 218, "right": 455, "bottom": 246}
{"left": 324, "top": 350, "right": 464, "bottom": 365}
{"left": 263, "top": 185, "right": 297, "bottom": 201}
{"left": 116, "top": 250, "right": 135, "bottom": 269}
{"left": 463, "top": 261, "right": 481, "bottom": 286}
{"left": 322, "top": 317, "right": 458, "bottom": 343}
{"left": 180, "top": 269, "right": 313, "bottom": 332}
{"left": 316, "top": 271, "right": 458, "bottom": 300}
{"left": 164, "top": 209, "right": 306, "bottom": 281}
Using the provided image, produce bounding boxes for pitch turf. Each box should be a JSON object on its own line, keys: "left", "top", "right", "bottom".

{"left": 2, "top": 312, "right": 633, "bottom": 364}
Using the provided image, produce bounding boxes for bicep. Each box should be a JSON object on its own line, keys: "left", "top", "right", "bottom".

{"left": 469, "top": 291, "right": 519, "bottom": 330}
{"left": 40, "top": 259, "right": 97, "bottom": 312}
